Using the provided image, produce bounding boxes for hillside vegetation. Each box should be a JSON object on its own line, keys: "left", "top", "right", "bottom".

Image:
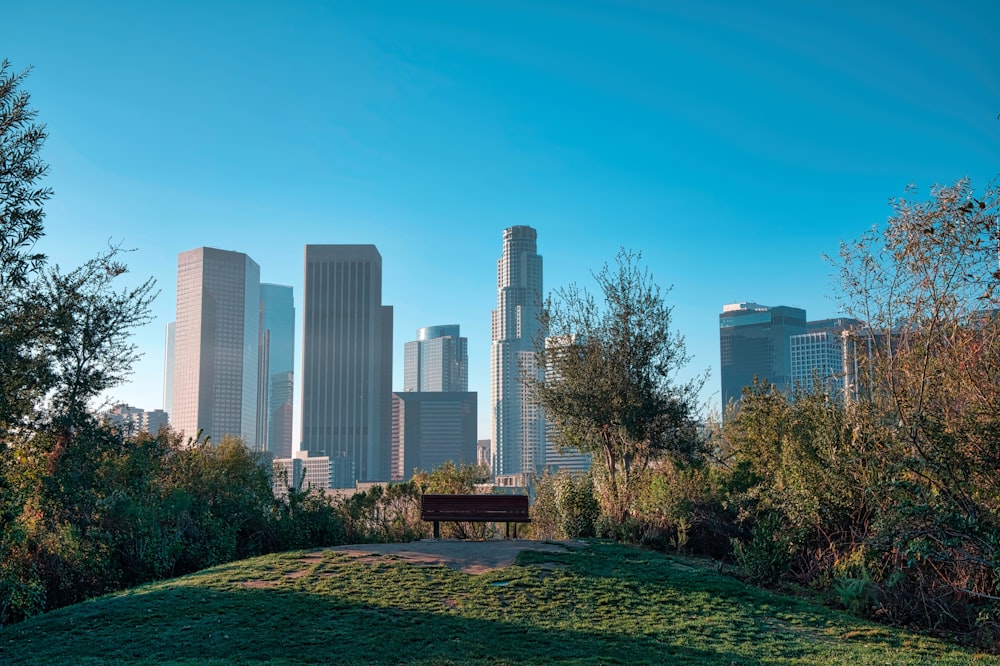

{"left": 0, "top": 541, "right": 993, "bottom": 665}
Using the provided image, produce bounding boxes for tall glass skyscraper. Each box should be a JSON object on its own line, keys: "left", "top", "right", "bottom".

{"left": 403, "top": 324, "right": 468, "bottom": 392}
{"left": 172, "top": 247, "right": 260, "bottom": 448}
{"left": 260, "top": 284, "right": 295, "bottom": 459}
{"left": 719, "top": 302, "right": 807, "bottom": 412}
{"left": 162, "top": 321, "right": 175, "bottom": 416}
{"left": 301, "top": 245, "right": 393, "bottom": 488}
{"left": 490, "top": 225, "right": 544, "bottom": 476}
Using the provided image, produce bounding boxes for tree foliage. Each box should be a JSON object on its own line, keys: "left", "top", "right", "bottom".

{"left": 0, "top": 61, "right": 156, "bottom": 439}
{"left": 531, "top": 249, "right": 705, "bottom": 525}
{"left": 721, "top": 178, "right": 1000, "bottom": 646}
{"left": 0, "top": 59, "right": 49, "bottom": 293}
{"left": 833, "top": 178, "right": 1000, "bottom": 509}
{"left": 830, "top": 177, "right": 1000, "bottom": 641}
{"left": 529, "top": 470, "right": 600, "bottom": 540}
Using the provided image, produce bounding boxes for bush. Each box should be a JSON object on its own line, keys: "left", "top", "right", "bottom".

{"left": 529, "top": 471, "right": 598, "bottom": 540}
{"left": 337, "top": 481, "right": 422, "bottom": 544}
{"left": 732, "top": 512, "right": 795, "bottom": 585}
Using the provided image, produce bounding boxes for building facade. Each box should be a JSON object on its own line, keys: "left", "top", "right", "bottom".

{"left": 162, "top": 322, "right": 175, "bottom": 417}
{"left": 172, "top": 247, "right": 260, "bottom": 447}
{"left": 300, "top": 245, "right": 393, "bottom": 488}
{"left": 719, "top": 302, "right": 807, "bottom": 412}
{"left": 403, "top": 324, "right": 468, "bottom": 392}
{"left": 391, "top": 324, "right": 476, "bottom": 480}
{"left": 272, "top": 451, "right": 330, "bottom": 497}
{"left": 390, "top": 391, "right": 478, "bottom": 481}
{"left": 541, "top": 336, "right": 592, "bottom": 473}
{"left": 143, "top": 409, "right": 169, "bottom": 434}
{"left": 790, "top": 317, "right": 862, "bottom": 402}
{"left": 490, "top": 225, "right": 545, "bottom": 476}
{"left": 260, "top": 283, "right": 295, "bottom": 459}
{"left": 105, "top": 404, "right": 170, "bottom": 435}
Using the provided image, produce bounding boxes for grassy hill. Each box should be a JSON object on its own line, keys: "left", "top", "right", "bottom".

{"left": 0, "top": 540, "right": 994, "bottom": 665}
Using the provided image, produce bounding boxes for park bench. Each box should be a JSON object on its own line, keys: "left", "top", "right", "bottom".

{"left": 420, "top": 494, "right": 531, "bottom": 539}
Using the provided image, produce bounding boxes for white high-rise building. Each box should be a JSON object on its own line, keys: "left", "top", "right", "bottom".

{"left": 172, "top": 247, "right": 260, "bottom": 448}
{"left": 490, "top": 225, "right": 544, "bottom": 476}
{"left": 272, "top": 451, "right": 330, "bottom": 497}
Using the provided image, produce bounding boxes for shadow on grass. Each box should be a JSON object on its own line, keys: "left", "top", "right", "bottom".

{"left": 0, "top": 543, "right": 982, "bottom": 665}
{"left": 0, "top": 582, "right": 745, "bottom": 665}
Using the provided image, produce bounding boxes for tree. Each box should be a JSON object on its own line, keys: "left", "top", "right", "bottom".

{"left": 0, "top": 60, "right": 155, "bottom": 438}
{"left": 0, "top": 60, "right": 48, "bottom": 293}
{"left": 826, "top": 177, "right": 1000, "bottom": 639}
{"left": 1, "top": 59, "right": 51, "bottom": 440}
{"left": 832, "top": 177, "right": 1000, "bottom": 513}
{"left": 0, "top": 62, "right": 159, "bottom": 624}
{"left": 531, "top": 249, "right": 705, "bottom": 527}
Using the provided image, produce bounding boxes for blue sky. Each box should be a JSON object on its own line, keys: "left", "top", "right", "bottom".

{"left": 5, "top": 0, "right": 999, "bottom": 438}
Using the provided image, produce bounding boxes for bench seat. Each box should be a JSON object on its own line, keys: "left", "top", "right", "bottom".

{"left": 421, "top": 494, "right": 531, "bottom": 539}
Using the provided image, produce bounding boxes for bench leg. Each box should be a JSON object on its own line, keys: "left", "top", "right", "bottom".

{"left": 434, "top": 521, "right": 440, "bottom": 539}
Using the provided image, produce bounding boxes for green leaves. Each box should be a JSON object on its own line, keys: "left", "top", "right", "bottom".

{"left": 533, "top": 248, "right": 705, "bottom": 525}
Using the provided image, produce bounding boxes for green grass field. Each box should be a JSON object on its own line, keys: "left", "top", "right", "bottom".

{"left": 1, "top": 540, "right": 995, "bottom": 665}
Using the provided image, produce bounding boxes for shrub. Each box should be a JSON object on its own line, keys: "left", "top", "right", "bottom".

{"left": 732, "top": 512, "right": 795, "bottom": 585}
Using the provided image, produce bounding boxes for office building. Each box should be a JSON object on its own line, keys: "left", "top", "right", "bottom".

{"left": 490, "top": 225, "right": 545, "bottom": 476}
{"left": 300, "top": 245, "right": 393, "bottom": 488}
{"left": 104, "top": 404, "right": 169, "bottom": 435}
{"left": 143, "top": 409, "right": 169, "bottom": 434}
{"left": 403, "top": 324, "right": 468, "bottom": 392}
{"left": 790, "top": 318, "right": 862, "bottom": 401}
{"left": 273, "top": 451, "right": 330, "bottom": 497}
{"left": 163, "top": 322, "right": 175, "bottom": 417}
{"left": 391, "top": 324, "right": 476, "bottom": 480}
{"left": 391, "top": 391, "right": 478, "bottom": 481}
{"left": 260, "top": 284, "right": 295, "bottom": 459}
{"left": 719, "top": 302, "right": 806, "bottom": 412}
{"left": 541, "top": 336, "right": 592, "bottom": 473}
{"left": 105, "top": 403, "right": 144, "bottom": 433}
{"left": 477, "top": 439, "right": 491, "bottom": 468}
{"left": 172, "top": 247, "right": 260, "bottom": 448}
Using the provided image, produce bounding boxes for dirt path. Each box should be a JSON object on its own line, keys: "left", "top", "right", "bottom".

{"left": 328, "top": 539, "right": 587, "bottom": 574}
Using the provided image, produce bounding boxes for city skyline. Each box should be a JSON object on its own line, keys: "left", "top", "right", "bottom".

{"left": 6, "top": 2, "right": 997, "bottom": 437}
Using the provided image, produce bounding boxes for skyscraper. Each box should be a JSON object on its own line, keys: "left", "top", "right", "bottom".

{"left": 162, "top": 321, "right": 175, "bottom": 416}
{"left": 172, "top": 247, "right": 260, "bottom": 447}
{"left": 719, "top": 302, "right": 807, "bottom": 412}
{"left": 392, "top": 324, "right": 477, "bottom": 481}
{"left": 260, "top": 284, "right": 295, "bottom": 459}
{"left": 403, "top": 324, "right": 468, "bottom": 392}
{"left": 301, "top": 245, "right": 393, "bottom": 488}
{"left": 790, "top": 317, "right": 862, "bottom": 402}
{"left": 391, "top": 391, "right": 478, "bottom": 481}
{"left": 542, "top": 336, "right": 591, "bottom": 473}
{"left": 491, "top": 225, "right": 544, "bottom": 477}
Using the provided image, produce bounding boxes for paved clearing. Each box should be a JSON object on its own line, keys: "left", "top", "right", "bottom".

{"left": 329, "top": 539, "right": 588, "bottom": 574}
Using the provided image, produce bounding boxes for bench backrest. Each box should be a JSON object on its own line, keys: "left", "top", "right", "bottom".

{"left": 420, "top": 494, "right": 530, "bottom": 521}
